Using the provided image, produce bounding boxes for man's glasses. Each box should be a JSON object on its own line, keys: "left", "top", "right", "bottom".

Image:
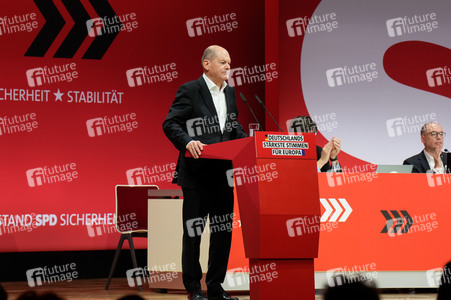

{"left": 428, "top": 131, "right": 446, "bottom": 137}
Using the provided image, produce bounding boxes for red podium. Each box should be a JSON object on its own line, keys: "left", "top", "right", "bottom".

{"left": 189, "top": 132, "right": 320, "bottom": 299}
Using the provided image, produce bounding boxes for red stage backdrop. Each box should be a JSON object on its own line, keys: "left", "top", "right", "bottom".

{"left": 0, "top": 0, "right": 264, "bottom": 252}
{"left": 2, "top": 0, "right": 450, "bottom": 267}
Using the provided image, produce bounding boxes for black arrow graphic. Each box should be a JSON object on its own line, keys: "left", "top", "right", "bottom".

{"left": 381, "top": 210, "right": 414, "bottom": 234}
{"left": 83, "top": 0, "right": 122, "bottom": 59}
{"left": 381, "top": 210, "right": 393, "bottom": 233}
{"left": 25, "top": 0, "right": 65, "bottom": 57}
{"left": 54, "top": 0, "right": 91, "bottom": 58}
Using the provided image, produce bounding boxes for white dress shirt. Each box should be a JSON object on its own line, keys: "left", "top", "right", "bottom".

{"left": 203, "top": 73, "right": 227, "bottom": 133}
{"left": 424, "top": 149, "right": 444, "bottom": 174}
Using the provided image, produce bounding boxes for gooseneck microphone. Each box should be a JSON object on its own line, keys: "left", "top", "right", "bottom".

{"left": 254, "top": 94, "right": 283, "bottom": 132}
{"left": 444, "top": 149, "right": 450, "bottom": 174}
{"left": 239, "top": 92, "right": 261, "bottom": 130}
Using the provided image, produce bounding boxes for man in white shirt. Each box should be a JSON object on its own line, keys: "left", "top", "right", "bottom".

{"left": 163, "top": 45, "right": 246, "bottom": 300}
{"left": 403, "top": 122, "right": 447, "bottom": 173}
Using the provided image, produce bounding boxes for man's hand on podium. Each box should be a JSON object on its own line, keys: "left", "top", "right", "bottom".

{"left": 186, "top": 140, "right": 206, "bottom": 159}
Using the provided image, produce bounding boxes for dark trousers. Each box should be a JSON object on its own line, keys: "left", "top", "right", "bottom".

{"left": 181, "top": 186, "right": 234, "bottom": 294}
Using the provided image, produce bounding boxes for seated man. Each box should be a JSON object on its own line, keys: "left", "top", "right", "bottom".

{"left": 403, "top": 122, "right": 447, "bottom": 173}
{"left": 288, "top": 115, "right": 342, "bottom": 172}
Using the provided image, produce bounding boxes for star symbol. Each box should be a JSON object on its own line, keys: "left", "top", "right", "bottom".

{"left": 54, "top": 89, "right": 64, "bottom": 101}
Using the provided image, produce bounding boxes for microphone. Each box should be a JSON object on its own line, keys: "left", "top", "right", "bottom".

{"left": 254, "top": 94, "right": 283, "bottom": 132}
{"left": 239, "top": 92, "right": 261, "bottom": 130}
{"left": 444, "top": 149, "right": 450, "bottom": 173}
